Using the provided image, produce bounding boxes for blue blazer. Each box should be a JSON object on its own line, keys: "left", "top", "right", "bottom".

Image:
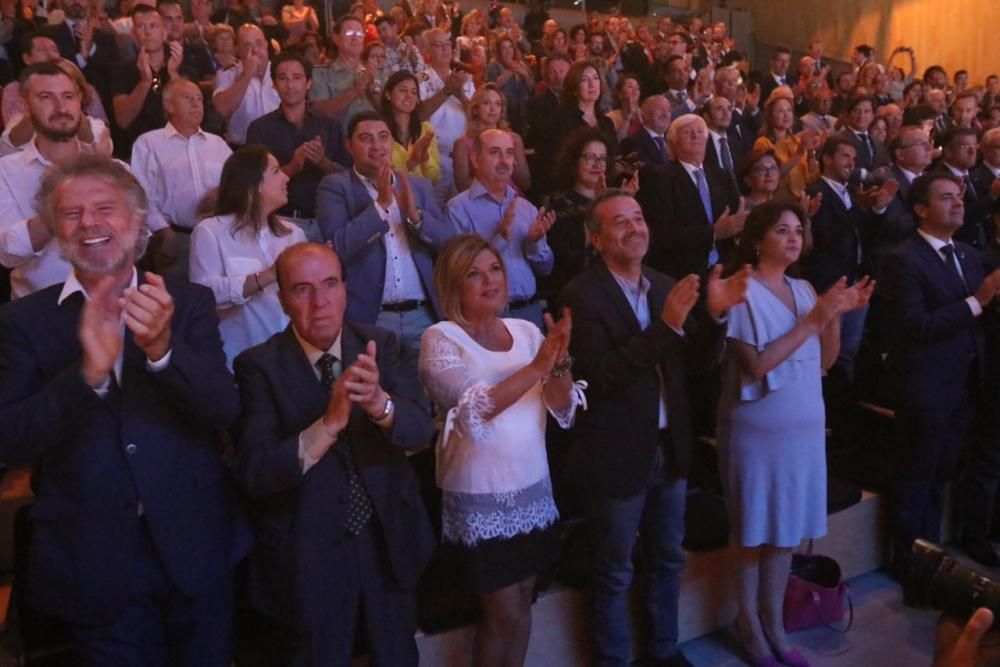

{"left": 315, "top": 170, "right": 454, "bottom": 323}
{"left": 232, "top": 322, "right": 436, "bottom": 625}
{"left": 0, "top": 275, "right": 250, "bottom": 626}
{"left": 880, "top": 235, "right": 985, "bottom": 410}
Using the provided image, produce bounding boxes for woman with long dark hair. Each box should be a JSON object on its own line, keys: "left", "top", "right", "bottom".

{"left": 189, "top": 145, "right": 304, "bottom": 367}
{"left": 382, "top": 70, "right": 441, "bottom": 183}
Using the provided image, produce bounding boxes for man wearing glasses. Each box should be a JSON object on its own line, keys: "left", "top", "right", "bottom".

{"left": 309, "top": 14, "right": 378, "bottom": 134}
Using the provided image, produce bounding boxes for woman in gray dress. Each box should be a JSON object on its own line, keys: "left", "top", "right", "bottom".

{"left": 717, "top": 201, "right": 873, "bottom": 667}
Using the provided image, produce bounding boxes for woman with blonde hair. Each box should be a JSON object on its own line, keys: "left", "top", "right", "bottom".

{"left": 419, "top": 233, "right": 586, "bottom": 667}
{"left": 453, "top": 84, "right": 531, "bottom": 193}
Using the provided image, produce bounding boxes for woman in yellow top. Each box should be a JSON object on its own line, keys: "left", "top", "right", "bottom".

{"left": 382, "top": 70, "right": 442, "bottom": 183}
{"left": 753, "top": 92, "right": 824, "bottom": 200}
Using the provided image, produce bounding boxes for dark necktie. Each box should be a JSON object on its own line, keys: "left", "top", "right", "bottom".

{"left": 856, "top": 132, "right": 873, "bottom": 167}
{"left": 963, "top": 174, "right": 979, "bottom": 200}
{"left": 316, "top": 353, "right": 374, "bottom": 535}
{"left": 719, "top": 135, "right": 734, "bottom": 172}
{"left": 653, "top": 135, "right": 667, "bottom": 160}
{"left": 940, "top": 244, "right": 971, "bottom": 296}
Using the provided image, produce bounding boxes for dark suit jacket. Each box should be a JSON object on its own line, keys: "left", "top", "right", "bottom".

{"left": 971, "top": 163, "right": 999, "bottom": 240}
{"left": 868, "top": 165, "right": 919, "bottom": 282}
{"left": 0, "top": 275, "right": 249, "bottom": 625}
{"left": 933, "top": 162, "right": 992, "bottom": 248}
{"left": 42, "top": 22, "right": 119, "bottom": 114}
{"left": 620, "top": 127, "right": 668, "bottom": 168}
{"left": 560, "top": 259, "right": 725, "bottom": 498}
{"left": 834, "top": 128, "right": 889, "bottom": 173}
{"left": 232, "top": 322, "right": 435, "bottom": 624}
{"left": 801, "top": 178, "right": 881, "bottom": 291}
{"left": 315, "top": 170, "right": 453, "bottom": 323}
{"left": 759, "top": 73, "right": 794, "bottom": 107}
{"left": 636, "top": 160, "right": 740, "bottom": 278}
{"left": 704, "top": 128, "right": 746, "bottom": 176}
{"left": 881, "top": 235, "right": 984, "bottom": 410}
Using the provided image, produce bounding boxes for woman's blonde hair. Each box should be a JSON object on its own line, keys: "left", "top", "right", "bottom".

{"left": 467, "top": 83, "right": 510, "bottom": 134}
{"left": 433, "top": 234, "right": 507, "bottom": 327}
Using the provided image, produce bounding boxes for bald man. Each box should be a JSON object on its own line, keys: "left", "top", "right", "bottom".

{"left": 620, "top": 95, "right": 673, "bottom": 167}
{"left": 212, "top": 23, "right": 280, "bottom": 145}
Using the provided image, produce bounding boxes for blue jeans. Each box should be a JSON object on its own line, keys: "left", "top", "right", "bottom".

{"left": 375, "top": 305, "right": 435, "bottom": 382}
{"left": 586, "top": 447, "right": 687, "bottom": 666}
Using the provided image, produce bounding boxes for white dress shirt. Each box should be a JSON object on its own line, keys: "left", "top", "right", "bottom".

{"left": 821, "top": 176, "right": 853, "bottom": 209}
{"left": 419, "top": 67, "right": 475, "bottom": 201}
{"left": 131, "top": 124, "right": 232, "bottom": 230}
{"left": 189, "top": 214, "right": 306, "bottom": 367}
{"left": 353, "top": 168, "right": 427, "bottom": 304}
{"left": 916, "top": 228, "right": 982, "bottom": 317}
{"left": 213, "top": 63, "right": 281, "bottom": 145}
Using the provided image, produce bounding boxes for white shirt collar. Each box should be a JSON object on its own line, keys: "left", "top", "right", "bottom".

{"left": 163, "top": 122, "right": 205, "bottom": 140}
{"left": 645, "top": 126, "right": 665, "bottom": 140}
{"left": 58, "top": 267, "right": 138, "bottom": 305}
{"left": 292, "top": 325, "right": 343, "bottom": 369}
{"left": 821, "top": 175, "right": 849, "bottom": 197}
{"left": 917, "top": 227, "right": 955, "bottom": 253}
{"left": 899, "top": 166, "right": 921, "bottom": 182}
{"left": 944, "top": 162, "right": 968, "bottom": 178}
{"left": 987, "top": 162, "right": 1000, "bottom": 178}
{"left": 679, "top": 160, "right": 705, "bottom": 179}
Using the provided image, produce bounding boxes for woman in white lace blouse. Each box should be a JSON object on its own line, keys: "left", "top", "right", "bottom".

{"left": 418, "top": 234, "right": 586, "bottom": 667}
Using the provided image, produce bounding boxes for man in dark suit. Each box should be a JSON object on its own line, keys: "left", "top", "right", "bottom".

{"left": 524, "top": 53, "right": 571, "bottom": 199}
{"left": 970, "top": 127, "right": 1000, "bottom": 234}
{"left": 636, "top": 114, "right": 744, "bottom": 279}
{"left": 233, "top": 242, "right": 435, "bottom": 666}
{"left": 316, "top": 111, "right": 453, "bottom": 378}
{"left": 0, "top": 154, "right": 249, "bottom": 663}
{"left": 933, "top": 126, "right": 992, "bottom": 248}
{"left": 701, "top": 95, "right": 745, "bottom": 183}
{"left": 758, "top": 47, "right": 793, "bottom": 103}
{"left": 619, "top": 95, "right": 672, "bottom": 168}
{"left": 880, "top": 172, "right": 1000, "bottom": 585}
{"left": 834, "top": 95, "right": 888, "bottom": 176}
{"left": 560, "top": 190, "right": 748, "bottom": 667}
{"left": 42, "top": 0, "right": 119, "bottom": 113}
{"left": 714, "top": 65, "right": 761, "bottom": 145}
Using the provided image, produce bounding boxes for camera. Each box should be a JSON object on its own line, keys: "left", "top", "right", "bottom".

{"left": 910, "top": 540, "right": 1000, "bottom": 621}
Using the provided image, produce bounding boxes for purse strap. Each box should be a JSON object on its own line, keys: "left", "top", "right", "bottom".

{"left": 808, "top": 583, "right": 854, "bottom": 633}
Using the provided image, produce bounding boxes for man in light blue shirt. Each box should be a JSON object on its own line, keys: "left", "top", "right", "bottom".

{"left": 446, "top": 128, "right": 555, "bottom": 328}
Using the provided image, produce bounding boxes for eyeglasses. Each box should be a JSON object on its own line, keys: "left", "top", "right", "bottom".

{"left": 899, "top": 141, "right": 932, "bottom": 150}
{"left": 342, "top": 29, "right": 365, "bottom": 38}
{"left": 751, "top": 165, "right": 779, "bottom": 175}
{"left": 580, "top": 153, "right": 608, "bottom": 166}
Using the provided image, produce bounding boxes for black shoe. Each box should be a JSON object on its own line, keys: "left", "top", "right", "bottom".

{"left": 961, "top": 539, "right": 1000, "bottom": 568}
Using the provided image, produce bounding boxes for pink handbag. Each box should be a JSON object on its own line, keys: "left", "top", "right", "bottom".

{"left": 783, "top": 540, "right": 854, "bottom": 633}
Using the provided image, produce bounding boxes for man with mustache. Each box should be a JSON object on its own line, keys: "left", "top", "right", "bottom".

{"left": 0, "top": 153, "right": 250, "bottom": 664}
{"left": 0, "top": 62, "right": 167, "bottom": 299}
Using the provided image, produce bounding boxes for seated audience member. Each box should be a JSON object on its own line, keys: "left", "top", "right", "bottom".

{"left": 637, "top": 114, "right": 744, "bottom": 279}
{"left": 246, "top": 51, "right": 350, "bottom": 242}
{"left": 232, "top": 241, "right": 435, "bottom": 666}
{"left": 800, "top": 89, "right": 836, "bottom": 132}
{"left": 418, "top": 234, "right": 586, "bottom": 667}
{"left": 559, "top": 190, "right": 748, "bottom": 667}
{"left": 419, "top": 27, "right": 476, "bottom": 204}
{"left": 316, "top": 111, "right": 452, "bottom": 377}
{"left": 309, "top": 14, "right": 377, "bottom": 133}
{"left": 702, "top": 94, "right": 745, "bottom": 179}
{"left": 486, "top": 32, "right": 534, "bottom": 135}
{"left": 620, "top": 94, "right": 673, "bottom": 168}
{"left": 447, "top": 129, "right": 555, "bottom": 329}
{"left": 0, "top": 63, "right": 165, "bottom": 299}
{"left": 834, "top": 94, "right": 887, "bottom": 175}
{"left": 880, "top": 173, "right": 1000, "bottom": 590}
{"left": 540, "top": 127, "right": 639, "bottom": 307}
{"left": 738, "top": 148, "right": 781, "bottom": 209}
{"left": 190, "top": 146, "right": 305, "bottom": 367}
{"left": 453, "top": 84, "right": 530, "bottom": 194}
{"left": 208, "top": 23, "right": 238, "bottom": 70}
{"left": 0, "top": 153, "right": 249, "bottom": 664}
{"left": 1, "top": 58, "right": 112, "bottom": 157}
{"left": 131, "top": 79, "right": 232, "bottom": 276}
{"left": 719, "top": 201, "right": 872, "bottom": 667}
{"left": 213, "top": 23, "right": 280, "bottom": 146}
{"left": 281, "top": 0, "right": 319, "bottom": 45}
{"left": 544, "top": 60, "right": 618, "bottom": 173}
{"left": 606, "top": 73, "right": 642, "bottom": 142}
{"left": 382, "top": 70, "right": 441, "bottom": 183}
{"left": 934, "top": 127, "right": 991, "bottom": 247}
{"left": 753, "top": 94, "right": 822, "bottom": 200}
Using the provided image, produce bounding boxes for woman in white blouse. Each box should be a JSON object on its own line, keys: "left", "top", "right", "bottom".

{"left": 280, "top": 0, "right": 319, "bottom": 45}
{"left": 190, "top": 145, "right": 305, "bottom": 367}
{"left": 418, "top": 234, "right": 586, "bottom": 667}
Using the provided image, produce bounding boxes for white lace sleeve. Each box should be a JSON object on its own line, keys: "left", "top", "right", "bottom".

{"left": 418, "top": 327, "right": 495, "bottom": 447}
{"left": 544, "top": 380, "right": 588, "bottom": 429}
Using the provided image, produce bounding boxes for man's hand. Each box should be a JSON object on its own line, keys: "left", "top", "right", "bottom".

{"left": 706, "top": 264, "right": 750, "bottom": 319}
{"left": 137, "top": 48, "right": 153, "bottom": 83}
{"left": 76, "top": 16, "right": 95, "bottom": 57}
{"left": 662, "top": 274, "right": 700, "bottom": 331}
{"left": 714, "top": 199, "right": 749, "bottom": 240}
{"left": 934, "top": 609, "right": 995, "bottom": 667}
{"left": 322, "top": 370, "right": 352, "bottom": 436}
{"left": 79, "top": 275, "right": 124, "bottom": 388}
{"left": 301, "top": 136, "right": 326, "bottom": 165}
{"left": 166, "top": 40, "right": 183, "bottom": 78}
{"left": 375, "top": 160, "right": 394, "bottom": 209}
{"left": 975, "top": 267, "right": 1000, "bottom": 308}
{"left": 289, "top": 142, "right": 311, "bottom": 174}
{"left": 120, "top": 272, "right": 174, "bottom": 362}
{"left": 858, "top": 179, "right": 898, "bottom": 210}
{"left": 498, "top": 200, "right": 518, "bottom": 240}
{"left": 527, "top": 207, "right": 555, "bottom": 242}
{"left": 345, "top": 340, "right": 388, "bottom": 419}
{"left": 799, "top": 191, "right": 823, "bottom": 218}
{"left": 394, "top": 168, "right": 420, "bottom": 222}
{"left": 353, "top": 67, "right": 374, "bottom": 96}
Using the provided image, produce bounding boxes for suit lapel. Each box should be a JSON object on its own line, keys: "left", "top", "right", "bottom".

{"left": 917, "top": 237, "right": 966, "bottom": 298}
{"left": 276, "top": 326, "right": 329, "bottom": 420}
{"left": 593, "top": 260, "right": 643, "bottom": 334}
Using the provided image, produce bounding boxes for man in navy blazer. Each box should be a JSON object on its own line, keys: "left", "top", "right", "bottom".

{"left": 0, "top": 155, "right": 249, "bottom": 663}
{"left": 316, "top": 111, "right": 453, "bottom": 378}
{"left": 880, "top": 172, "right": 1000, "bottom": 584}
{"left": 233, "top": 242, "right": 435, "bottom": 666}
{"left": 619, "top": 95, "right": 673, "bottom": 168}
{"left": 559, "top": 191, "right": 747, "bottom": 667}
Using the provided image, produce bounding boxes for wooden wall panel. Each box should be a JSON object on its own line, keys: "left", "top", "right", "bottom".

{"left": 735, "top": 0, "right": 998, "bottom": 84}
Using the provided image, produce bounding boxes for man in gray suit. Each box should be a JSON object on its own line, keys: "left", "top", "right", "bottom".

{"left": 316, "top": 110, "right": 454, "bottom": 377}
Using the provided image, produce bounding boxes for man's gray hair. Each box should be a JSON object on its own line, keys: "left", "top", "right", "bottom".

{"left": 35, "top": 153, "right": 151, "bottom": 256}
{"left": 584, "top": 188, "right": 634, "bottom": 235}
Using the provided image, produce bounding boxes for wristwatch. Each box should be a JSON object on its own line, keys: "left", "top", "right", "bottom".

{"left": 406, "top": 207, "right": 424, "bottom": 228}
{"left": 371, "top": 395, "right": 394, "bottom": 424}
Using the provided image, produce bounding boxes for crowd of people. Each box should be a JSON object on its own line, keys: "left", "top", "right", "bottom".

{"left": 0, "top": 0, "right": 999, "bottom": 665}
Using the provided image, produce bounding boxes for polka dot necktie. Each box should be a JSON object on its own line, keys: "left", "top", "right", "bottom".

{"left": 317, "top": 353, "right": 374, "bottom": 535}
